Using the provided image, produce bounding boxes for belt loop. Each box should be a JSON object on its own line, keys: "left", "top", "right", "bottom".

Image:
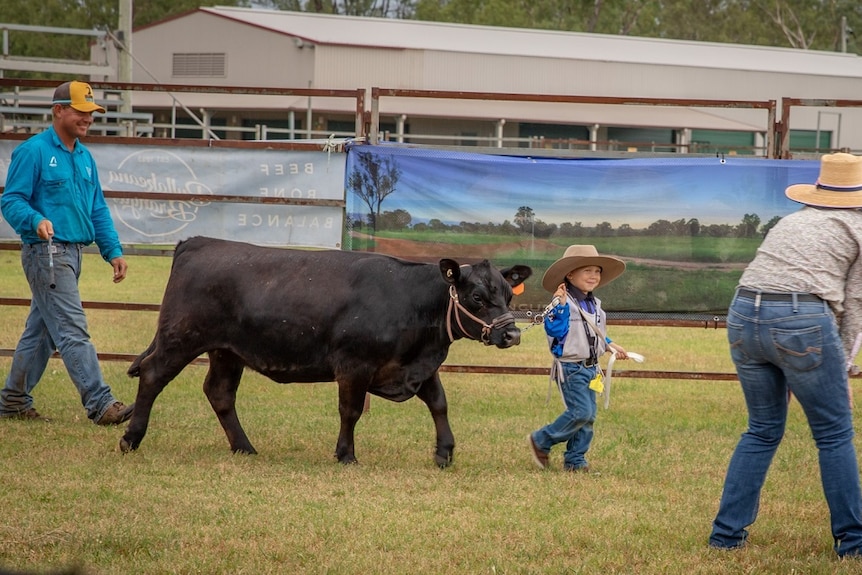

{"left": 754, "top": 293, "right": 761, "bottom": 308}
{"left": 792, "top": 293, "right": 799, "bottom": 313}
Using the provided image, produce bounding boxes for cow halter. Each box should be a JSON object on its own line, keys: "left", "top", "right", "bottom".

{"left": 446, "top": 285, "right": 515, "bottom": 345}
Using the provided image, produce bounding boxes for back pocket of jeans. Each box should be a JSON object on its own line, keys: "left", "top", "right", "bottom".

{"left": 726, "top": 319, "right": 749, "bottom": 364}
{"left": 770, "top": 325, "right": 822, "bottom": 372}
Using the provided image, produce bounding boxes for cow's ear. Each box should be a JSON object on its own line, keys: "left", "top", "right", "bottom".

{"left": 439, "top": 259, "right": 461, "bottom": 285}
{"left": 501, "top": 265, "right": 532, "bottom": 287}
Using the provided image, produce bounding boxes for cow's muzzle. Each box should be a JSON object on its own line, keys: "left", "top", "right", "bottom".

{"left": 446, "top": 286, "right": 521, "bottom": 347}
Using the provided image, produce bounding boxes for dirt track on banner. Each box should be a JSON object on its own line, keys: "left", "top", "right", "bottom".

{"left": 352, "top": 233, "right": 548, "bottom": 262}
{"left": 350, "top": 233, "right": 746, "bottom": 271}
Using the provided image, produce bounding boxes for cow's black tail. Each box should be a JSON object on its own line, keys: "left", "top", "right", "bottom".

{"left": 127, "top": 341, "right": 156, "bottom": 378}
{"left": 128, "top": 239, "right": 189, "bottom": 378}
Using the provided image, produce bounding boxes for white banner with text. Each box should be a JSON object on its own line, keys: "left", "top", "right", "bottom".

{"left": 0, "top": 141, "right": 345, "bottom": 248}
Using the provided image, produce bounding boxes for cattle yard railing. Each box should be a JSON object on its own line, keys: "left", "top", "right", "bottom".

{"left": 6, "top": 79, "right": 857, "bottom": 157}
{"left": 0, "top": 78, "right": 366, "bottom": 141}
{"left": 368, "top": 87, "right": 779, "bottom": 157}
{"left": 778, "top": 97, "right": 862, "bottom": 158}
{"left": 0, "top": 289, "right": 741, "bottom": 381}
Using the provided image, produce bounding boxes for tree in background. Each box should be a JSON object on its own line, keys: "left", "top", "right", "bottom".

{"left": 377, "top": 208, "right": 412, "bottom": 230}
{"left": 412, "top": 0, "right": 861, "bottom": 53}
{"left": 513, "top": 206, "right": 535, "bottom": 234}
{"left": 736, "top": 213, "right": 762, "bottom": 238}
{"left": 347, "top": 151, "right": 402, "bottom": 230}
{"left": 262, "top": 0, "right": 415, "bottom": 17}
{"left": 759, "top": 215, "right": 782, "bottom": 237}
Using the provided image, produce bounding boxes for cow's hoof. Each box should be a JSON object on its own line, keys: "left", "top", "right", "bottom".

{"left": 119, "top": 436, "right": 136, "bottom": 453}
{"left": 435, "top": 452, "right": 453, "bottom": 469}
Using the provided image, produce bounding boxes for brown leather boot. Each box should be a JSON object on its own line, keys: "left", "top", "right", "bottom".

{"left": 96, "top": 402, "right": 134, "bottom": 425}
{"left": 527, "top": 434, "right": 549, "bottom": 469}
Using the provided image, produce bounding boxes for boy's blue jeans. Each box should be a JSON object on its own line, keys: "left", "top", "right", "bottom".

{"left": 532, "top": 361, "right": 597, "bottom": 470}
{"left": 0, "top": 242, "right": 117, "bottom": 422}
{"left": 709, "top": 290, "right": 862, "bottom": 557}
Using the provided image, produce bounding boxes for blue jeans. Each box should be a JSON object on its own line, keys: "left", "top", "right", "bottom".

{"left": 709, "top": 289, "right": 862, "bottom": 557}
{"left": 0, "top": 242, "right": 117, "bottom": 422}
{"left": 532, "top": 361, "right": 597, "bottom": 470}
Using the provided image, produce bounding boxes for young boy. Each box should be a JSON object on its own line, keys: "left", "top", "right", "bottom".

{"left": 527, "top": 245, "right": 628, "bottom": 473}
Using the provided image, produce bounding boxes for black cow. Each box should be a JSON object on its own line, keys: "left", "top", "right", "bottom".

{"left": 122, "top": 236, "right": 531, "bottom": 467}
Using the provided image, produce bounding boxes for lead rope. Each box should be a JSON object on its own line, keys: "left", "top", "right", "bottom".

{"left": 522, "top": 296, "right": 561, "bottom": 332}
{"left": 573, "top": 305, "right": 645, "bottom": 409}
{"left": 603, "top": 351, "right": 645, "bottom": 409}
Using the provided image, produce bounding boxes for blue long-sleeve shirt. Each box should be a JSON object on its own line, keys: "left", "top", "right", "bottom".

{"left": 1, "top": 127, "right": 122, "bottom": 262}
{"left": 544, "top": 291, "right": 611, "bottom": 360}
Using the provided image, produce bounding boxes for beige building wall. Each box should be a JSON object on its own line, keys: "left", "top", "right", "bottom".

{"left": 86, "top": 7, "right": 862, "bottom": 153}
{"left": 132, "top": 11, "right": 314, "bottom": 88}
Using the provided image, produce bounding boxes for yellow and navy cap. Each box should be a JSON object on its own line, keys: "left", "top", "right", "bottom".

{"left": 52, "top": 81, "right": 106, "bottom": 114}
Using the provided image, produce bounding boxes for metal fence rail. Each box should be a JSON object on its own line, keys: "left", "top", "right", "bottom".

{"left": 0, "top": 78, "right": 366, "bottom": 142}
{"left": 779, "top": 97, "right": 862, "bottom": 158}
{"left": 0, "top": 294, "right": 739, "bottom": 381}
{"left": 368, "top": 87, "right": 778, "bottom": 157}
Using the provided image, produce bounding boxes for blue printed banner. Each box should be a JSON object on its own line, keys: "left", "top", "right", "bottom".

{"left": 344, "top": 144, "right": 819, "bottom": 314}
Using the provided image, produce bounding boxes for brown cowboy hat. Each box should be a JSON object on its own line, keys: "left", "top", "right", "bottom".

{"left": 785, "top": 152, "right": 862, "bottom": 208}
{"left": 541, "top": 245, "right": 626, "bottom": 293}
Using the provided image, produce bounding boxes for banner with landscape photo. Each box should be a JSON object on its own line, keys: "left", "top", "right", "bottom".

{"left": 344, "top": 144, "right": 819, "bottom": 315}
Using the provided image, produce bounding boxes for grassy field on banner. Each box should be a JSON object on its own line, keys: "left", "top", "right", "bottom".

{"left": 2, "top": 251, "right": 862, "bottom": 574}
{"left": 365, "top": 232, "right": 762, "bottom": 264}
{"left": 349, "top": 232, "right": 759, "bottom": 313}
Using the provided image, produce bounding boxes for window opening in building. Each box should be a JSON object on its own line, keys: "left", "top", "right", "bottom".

{"left": 172, "top": 53, "right": 226, "bottom": 77}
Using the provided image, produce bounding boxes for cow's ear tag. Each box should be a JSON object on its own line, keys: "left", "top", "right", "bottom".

{"left": 446, "top": 269, "right": 453, "bottom": 278}
{"left": 512, "top": 283, "right": 524, "bottom": 295}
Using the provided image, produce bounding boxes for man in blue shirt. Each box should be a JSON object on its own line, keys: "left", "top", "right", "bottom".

{"left": 0, "top": 81, "right": 134, "bottom": 425}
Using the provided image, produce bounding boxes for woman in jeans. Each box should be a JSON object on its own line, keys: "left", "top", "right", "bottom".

{"left": 709, "top": 152, "right": 862, "bottom": 558}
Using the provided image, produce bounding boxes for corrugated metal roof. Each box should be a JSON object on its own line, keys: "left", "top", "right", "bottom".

{"left": 202, "top": 6, "right": 862, "bottom": 78}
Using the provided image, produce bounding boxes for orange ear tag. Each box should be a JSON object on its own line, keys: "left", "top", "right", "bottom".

{"left": 512, "top": 283, "right": 524, "bottom": 295}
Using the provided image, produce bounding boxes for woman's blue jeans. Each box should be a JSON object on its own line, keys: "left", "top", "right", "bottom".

{"left": 532, "top": 361, "right": 597, "bottom": 470}
{"left": 0, "top": 242, "right": 117, "bottom": 422}
{"left": 709, "top": 290, "right": 862, "bottom": 557}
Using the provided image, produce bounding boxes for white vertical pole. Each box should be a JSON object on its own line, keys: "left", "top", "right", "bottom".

{"left": 117, "top": 0, "right": 133, "bottom": 114}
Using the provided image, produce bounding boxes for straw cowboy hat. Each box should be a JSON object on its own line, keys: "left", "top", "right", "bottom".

{"left": 785, "top": 152, "right": 862, "bottom": 208}
{"left": 541, "top": 245, "right": 626, "bottom": 293}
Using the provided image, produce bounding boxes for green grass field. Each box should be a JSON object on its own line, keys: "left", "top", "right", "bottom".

{"left": 2, "top": 251, "right": 862, "bottom": 574}
{"left": 349, "top": 232, "right": 755, "bottom": 313}
{"left": 368, "top": 231, "right": 761, "bottom": 263}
